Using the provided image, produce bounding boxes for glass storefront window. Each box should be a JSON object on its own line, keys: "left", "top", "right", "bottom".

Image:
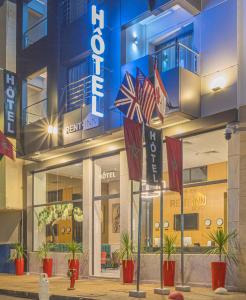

{"left": 132, "top": 130, "right": 228, "bottom": 254}
{"left": 33, "top": 162, "right": 83, "bottom": 251}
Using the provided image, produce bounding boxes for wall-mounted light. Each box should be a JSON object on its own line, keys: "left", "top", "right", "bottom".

{"left": 210, "top": 76, "right": 226, "bottom": 92}
{"left": 47, "top": 125, "right": 58, "bottom": 135}
{"left": 132, "top": 32, "right": 138, "bottom": 51}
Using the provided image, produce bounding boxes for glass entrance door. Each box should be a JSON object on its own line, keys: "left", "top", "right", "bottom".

{"left": 94, "top": 197, "right": 120, "bottom": 277}
{"left": 93, "top": 154, "right": 120, "bottom": 278}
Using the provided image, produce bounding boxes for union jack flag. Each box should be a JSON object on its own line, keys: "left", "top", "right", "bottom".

{"left": 114, "top": 72, "right": 143, "bottom": 124}
{"left": 136, "top": 68, "right": 156, "bottom": 125}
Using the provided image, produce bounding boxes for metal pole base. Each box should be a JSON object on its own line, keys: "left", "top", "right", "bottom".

{"left": 129, "top": 290, "right": 146, "bottom": 298}
{"left": 154, "top": 288, "right": 170, "bottom": 295}
{"left": 175, "top": 285, "right": 191, "bottom": 292}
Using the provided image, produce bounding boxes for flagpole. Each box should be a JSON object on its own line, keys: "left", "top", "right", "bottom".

{"left": 178, "top": 135, "right": 184, "bottom": 287}
{"left": 160, "top": 181, "right": 164, "bottom": 289}
{"left": 129, "top": 123, "right": 146, "bottom": 298}
{"left": 180, "top": 188, "right": 184, "bottom": 286}
{"left": 136, "top": 179, "right": 142, "bottom": 292}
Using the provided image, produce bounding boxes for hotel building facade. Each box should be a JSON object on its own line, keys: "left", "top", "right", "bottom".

{"left": 4, "top": 0, "right": 246, "bottom": 291}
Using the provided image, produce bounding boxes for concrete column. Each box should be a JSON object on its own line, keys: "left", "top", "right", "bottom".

{"left": 82, "top": 159, "right": 93, "bottom": 276}
{"left": 120, "top": 150, "right": 131, "bottom": 235}
{"left": 93, "top": 162, "right": 102, "bottom": 276}
{"left": 227, "top": 126, "right": 246, "bottom": 291}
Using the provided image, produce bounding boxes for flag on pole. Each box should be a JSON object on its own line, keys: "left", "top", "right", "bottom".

{"left": 124, "top": 118, "right": 143, "bottom": 181}
{"left": 114, "top": 72, "right": 143, "bottom": 124}
{"left": 136, "top": 68, "right": 156, "bottom": 125}
{"left": 166, "top": 136, "right": 182, "bottom": 194}
{"left": 0, "top": 130, "right": 14, "bottom": 160}
{"left": 154, "top": 63, "right": 168, "bottom": 123}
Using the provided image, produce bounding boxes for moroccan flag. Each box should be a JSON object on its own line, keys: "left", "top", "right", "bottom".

{"left": 0, "top": 130, "right": 14, "bottom": 160}
{"left": 166, "top": 136, "right": 182, "bottom": 194}
{"left": 124, "top": 118, "right": 143, "bottom": 181}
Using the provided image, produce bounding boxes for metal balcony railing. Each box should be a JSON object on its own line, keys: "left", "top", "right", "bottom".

{"left": 63, "top": 75, "right": 92, "bottom": 113}
{"left": 154, "top": 42, "right": 199, "bottom": 74}
{"left": 23, "top": 18, "right": 48, "bottom": 48}
{"left": 23, "top": 98, "right": 48, "bottom": 125}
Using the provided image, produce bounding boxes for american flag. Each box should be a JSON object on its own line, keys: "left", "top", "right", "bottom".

{"left": 136, "top": 68, "right": 156, "bottom": 125}
{"left": 114, "top": 72, "right": 143, "bottom": 124}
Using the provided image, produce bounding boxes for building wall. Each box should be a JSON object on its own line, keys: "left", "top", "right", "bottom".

{"left": 19, "top": 0, "right": 246, "bottom": 291}
{"left": 0, "top": 0, "right": 23, "bottom": 245}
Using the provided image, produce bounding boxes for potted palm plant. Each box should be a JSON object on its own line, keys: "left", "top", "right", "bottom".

{"left": 163, "top": 235, "right": 176, "bottom": 287}
{"left": 37, "top": 243, "right": 53, "bottom": 277}
{"left": 10, "top": 243, "right": 25, "bottom": 275}
{"left": 205, "top": 229, "right": 238, "bottom": 290}
{"left": 118, "top": 232, "right": 135, "bottom": 284}
{"left": 67, "top": 241, "right": 83, "bottom": 280}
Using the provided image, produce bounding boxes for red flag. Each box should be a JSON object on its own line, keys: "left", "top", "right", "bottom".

{"left": 166, "top": 136, "right": 182, "bottom": 194}
{"left": 124, "top": 118, "right": 143, "bottom": 181}
{"left": 0, "top": 130, "right": 14, "bottom": 160}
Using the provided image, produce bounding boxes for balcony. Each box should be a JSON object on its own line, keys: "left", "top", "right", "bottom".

{"left": 155, "top": 42, "right": 199, "bottom": 75}
{"left": 63, "top": 75, "right": 92, "bottom": 113}
{"left": 23, "top": 17, "right": 47, "bottom": 48}
{"left": 23, "top": 98, "right": 47, "bottom": 126}
{"left": 121, "top": 42, "right": 201, "bottom": 122}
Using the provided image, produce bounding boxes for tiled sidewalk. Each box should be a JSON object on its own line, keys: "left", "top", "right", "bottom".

{"left": 0, "top": 274, "right": 245, "bottom": 300}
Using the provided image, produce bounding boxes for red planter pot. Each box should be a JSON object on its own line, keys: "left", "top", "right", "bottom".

{"left": 15, "top": 258, "right": 24, "bottom": 276}
{"left": 122, "top": 260, "right": 134, "bottom": 284}
{"left": 43, "top": 258, "right": 53, "bottom": 277}
{"left": 68, "top": 259, "right": 80, "bottom": 280}
{"left": 211, "top": 262, "right": 227, "bottom": 290}
{"left": 163, "top": 261, "right": 176, "bottom": 287}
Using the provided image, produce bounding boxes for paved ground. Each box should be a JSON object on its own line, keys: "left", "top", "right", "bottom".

{"left": 0, "top": 274, "right": 245, "bottom": 300}
{"left": 0, "top": 297, "right": 27, "bottom": 300}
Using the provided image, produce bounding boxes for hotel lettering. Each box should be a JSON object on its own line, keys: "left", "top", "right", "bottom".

{"left": 4, "top": 70, "right": 17, "bottom": 138}
{"left": 91, "top": 4, "right": 105, "bottom": 118}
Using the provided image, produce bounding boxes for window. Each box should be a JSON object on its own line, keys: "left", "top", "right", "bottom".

{"left": 23, "top": 0, "right": 47, "bottom": 48}
{"left": 65, "top": 61, "right": 90, "bottom": 112}
{"left": 132, "top": 130, "right": 228, "bottom": 254}
{"left": 23, "top": 69, "right": 47, "bottom": 125}
{"left": 183, "top": 166, "right": 207, "bottom": 184}
{"left": 62, "top": 0, "right": 87, "bottom": 25}
{"left": 33, "top": 162, "right": 83, "bottom": 251}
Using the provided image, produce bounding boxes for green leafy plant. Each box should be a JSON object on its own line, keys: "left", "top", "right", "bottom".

{"left": 36, "top": 204, "right": 83, "bottom": 242}
{"left": 67, "top": 241, "right": 83, "bottom": 260}
{"left": 9, "top": 243, "right": 25, "bottom": 261}
{"left": 117, "top": 232, "right": 134, "bottom": 261}
{"left": 205, "top": 229, "right": 239, "bottom": 265}
{"left": 37, "top": 243, "right": 53, "bottom": 260}
{"left": 164, "top": 235, "right": 177, "bottom": 261}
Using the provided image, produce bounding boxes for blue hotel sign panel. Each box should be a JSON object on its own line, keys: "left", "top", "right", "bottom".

{"left": 91, "top": 4, "right": 105, "bottom": 118}
{"left": 4, "top": 70, "right": 17, "bottom": 138}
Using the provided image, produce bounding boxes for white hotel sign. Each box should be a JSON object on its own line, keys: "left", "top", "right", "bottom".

{"left": 91, "top": 5, "right": 105, "bottom": 118}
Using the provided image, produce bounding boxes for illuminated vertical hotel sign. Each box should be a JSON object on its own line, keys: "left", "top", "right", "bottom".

{"left": 4, "top": 70, "right": 17, "bottom": 138}
{"left": 91, "top": 4, "right": 105, "bottom": 118}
